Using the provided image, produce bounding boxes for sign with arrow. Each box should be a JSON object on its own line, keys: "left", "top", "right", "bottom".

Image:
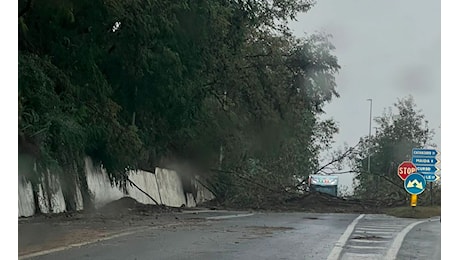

{"left": 412, "top": 148, "right": 438, "bottom": 157}
{"left": 404, "top": 173, "right": 427, "bottom": 195}
{"left": 412, "top": 157, "right": 439, "bottom": 165}
{"left": 421, "top": 173, "right": 437, "bottom": 182}
{"left": 416, "top": 165, "right": 439, "bottom": 174}
{"left": 411, "top": 148, "right": 440, "bottom": 182}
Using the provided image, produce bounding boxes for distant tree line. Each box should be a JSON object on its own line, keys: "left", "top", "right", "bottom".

{"left": 350, "top": 96, "right": 440, "bottom": 206}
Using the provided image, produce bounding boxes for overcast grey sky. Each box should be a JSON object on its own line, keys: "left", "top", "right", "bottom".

{"left": 289, "top": 0, "right": 440, "bottom": 191}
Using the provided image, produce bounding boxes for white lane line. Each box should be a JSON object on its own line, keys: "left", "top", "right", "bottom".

{"left": 355, "top": 227, "right": 400, "bottom": 231}
{"left": 354, "top": 230, "right": 394, "bottom": 235}
{"left": 349, "top": 239, "right": 388, "bottom": 243}
{"left": 341, "top": 252, "right": 381, "bottom": 260}
{"left": 180, "top": 210, "right": 229, "bottom": 214}
{"left": 346, "top": 245, "right": 386, "bottom": 250}
{"left": 385, "top": 219, "right": 427, "bottom": 260}
{"left": 205, "top": 213, "right": 254, "bottom": 220}
{"left": 19, "top": 227, "right": 146, "bottom": 260}
{"left": 326, "top": 214, "right": 365, "bottom": 260}
{"left": 19, "top": 223, "right": 180, "bottom": 260}
{"left": 358, "top": 225, "right": 404, "bottom": 229}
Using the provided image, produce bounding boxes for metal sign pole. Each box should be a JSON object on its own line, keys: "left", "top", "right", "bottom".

{"left": 411, "top": 194, "right": 417, "bottom": 207}
{"left": 430, "top": 182, "right": 433, "bottom": 206}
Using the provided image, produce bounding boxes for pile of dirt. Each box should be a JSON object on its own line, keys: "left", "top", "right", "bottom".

{"left": 98, "top": 197, "right": 140, "bottom": 212}
{"left": 282, "top": 192, "right": 383, "bottom": 213}
{"left": 198, "top": 192, "right": 385, "bottom": 213}
{"left": 97, "top": 197, "right": 183, "bottom": 216}
{"left": 21, "top": 193, "right": 384, "bottom": 225}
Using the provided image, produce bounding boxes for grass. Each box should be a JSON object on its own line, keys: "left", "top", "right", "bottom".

{"left": 383, "top": 205, "right": 441, "bottom": 219}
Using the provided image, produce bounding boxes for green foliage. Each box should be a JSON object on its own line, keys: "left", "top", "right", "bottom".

{"left": 351, "top": 96, "right": 436, "bottom": 201}
{"left": 193, "top": 31, "right": 340, "bottom": 205}
{"left": 384, "top": 205, "right": 441, "bottom": 219}
{"left": 18, "top": 0, "right": 341, "bottom": 209}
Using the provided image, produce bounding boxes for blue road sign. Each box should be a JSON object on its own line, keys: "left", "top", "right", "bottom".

{"left": 422, "top": 173, "right": 437, "bottom": 182}
{"left": 404, "top": 173, "right": 427, "bottom": 195}
{"left": 416, "top": 165, "right": 439, "bottom": 174}
{"left": 412, "top": 148, "right": 440, "bottom": 180}
{"left": 412, "top": 157, "right": 439, "bottom": 165}
{"left": 412, "top": 148, "right": 438, "bottom": 157}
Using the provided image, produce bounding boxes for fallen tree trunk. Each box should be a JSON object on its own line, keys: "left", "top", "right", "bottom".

{"left": 126, "top": 177, "right": 160, "bottom": 205}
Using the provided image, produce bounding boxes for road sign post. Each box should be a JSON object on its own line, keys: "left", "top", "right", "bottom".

{"left": 430, "top": 182, "right": 433, "bottom": 206}
{"left": 397, "top": 161, "right": 417, "bottom": 180}
{"left": 411, "top": 194, "right": 417, "bottom": 207}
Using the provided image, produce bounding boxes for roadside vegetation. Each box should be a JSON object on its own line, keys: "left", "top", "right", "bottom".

{"left": 384, "top": 206, "right": 441, "bottom": 219}
{"left": 18, "top": 0, "right": 440, "bottom": 212}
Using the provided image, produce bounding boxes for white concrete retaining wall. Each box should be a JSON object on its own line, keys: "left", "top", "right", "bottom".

{"left": 194, "top": 177, "right": 216, "bottom": 204}
{"left": 85, "top": 158, "right": 125, "bottom": 209}
{"left": 75, "top": 181, "right": 84, "bottom": 211}
{"left": 125, "top": 170, "right": 161, "bottom": 205}
{"left": 18, "top": 177, "right": 34, "bottom": 217}
{"left": 18, "top": 157, "right": 214, "bottom": 217}
{"left": 84, "top": 158, "right": 188, "bottom": 208}
{"left": 18, "top": 171, "right": 69, "bottom": 217}
{"left": 155, "top": 168, "right": 187, "bottom": 207}
{"left": 40, "top": 171, "right": 67, "bottom": 214}
{"left": 186, "top": 193, "right": 196, "bottom": 207}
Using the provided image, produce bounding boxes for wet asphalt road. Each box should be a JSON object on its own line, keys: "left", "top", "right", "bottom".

{"left": 397, "top": 218, "right": 441, "bottom": 260}
{"left": 25, "top": 211, "right": 440, "bottom": 260}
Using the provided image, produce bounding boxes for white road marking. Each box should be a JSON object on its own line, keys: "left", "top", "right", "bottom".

{"left": 355, "top": 227, "right": 400, "bottom": 231}
{"left": 346, "top": 245, "right": 387, "bottom": 250}
{"left": 385, "top": 219, "right": 427, "bottom": 260}
{"left": 20, "top": 213, "right": 254, "bottom": 259}
{"left": 341, "top": 252, "right": 381, "bottom": 260}
{"left": 349, "top": 239, "right": 387, "bottom": 244}
{"left": 358, "top": 225, "right": 403, "bottom": 229}
{"left": 205, "top": 213, "right": 255, "bottom": 220}
{"left": 354, "top": 230, "right": 394, "bottom": 235}
{"left": 326, "top": 214, "right": 365, "bottom": 260}
{"left": 19, "top": 223, "right": 181, "bottom": 260}
{"left": 180, "top": 210, "right": 229, "bottom": 214}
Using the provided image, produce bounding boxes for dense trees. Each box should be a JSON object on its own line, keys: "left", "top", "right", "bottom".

{"left": 351, "top": 96, "right": 439, "bottom": 205}
{"left": 19, "top": 0, "right": 343, "bottom": 209}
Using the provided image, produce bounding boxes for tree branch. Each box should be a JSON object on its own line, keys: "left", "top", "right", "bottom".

{"left": 126, "top": 177, "right": 159, "bottom": 205}
{"left": 313, "top": 142, "right": 361, "bottom": 176}
{"left": 194, "top": 177, "right": 219, "bottom": 199}
{"left": 293, "top": 142, "right": 362, "bottom": 189}
{"left": 210, "top": 90, "right": 228, "bottom": 111}
{"left": 375, "top": 173, "right": 406, "bottom": 192}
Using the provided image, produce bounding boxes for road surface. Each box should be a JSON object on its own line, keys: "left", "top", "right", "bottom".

{"left": 20, "top": 211, "right": 440, "bottom": 260}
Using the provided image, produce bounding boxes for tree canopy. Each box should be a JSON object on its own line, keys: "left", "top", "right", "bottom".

{"left": 19, "top": 0, "right": 343, "bottom": 209}
{"left": 351, "top": 96, "right": 439, "bottom": 205}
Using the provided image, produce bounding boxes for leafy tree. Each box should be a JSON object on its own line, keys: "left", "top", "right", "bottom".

{"left": 351, "top": 96, "right": 438, "bottom": 205}
{"left": 197, "top": 31, "right": 341, "bottom": 206}
{"left": 18, "top": 0, "right": 342, "bottom": 210}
